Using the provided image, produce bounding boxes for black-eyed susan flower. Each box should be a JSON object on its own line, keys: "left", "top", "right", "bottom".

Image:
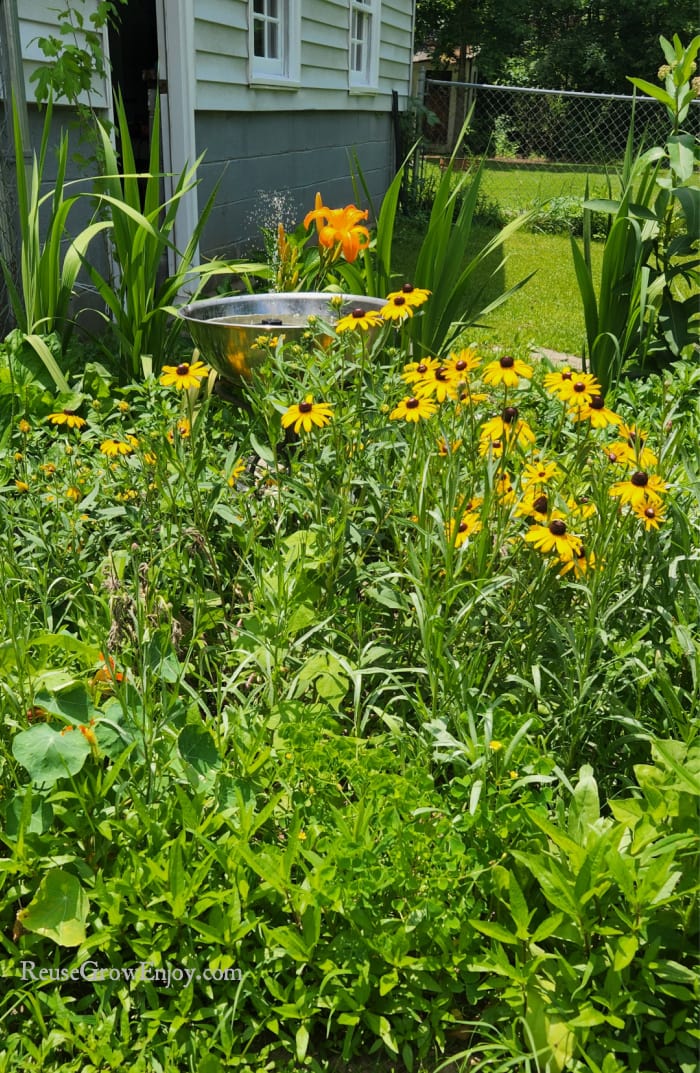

{"left": 515, "top": 489, "right": 550, "bottom": 521}
{"left": 482, "top": 354, "right": 533, "bottom": 388}
{"left": 437, "top": 437, "right": 462, "bottom": 457}
{"left": 100, "top": 438, "right": 134, "bottom": 457}
{"left": 558, "top": 545, "right": 597, "bottom": 577}
{"left": 632, "top": 499, "right": 667, "bottom": 530}
{"left": 227, "top": 459, "right": 246, "bottom": 486}
{"left": 447, "top": 510, "right": 482, "bottom": 548}
{"left": 496, "top": 472, "right": 516, "bottom": 505}
{"left": 608, "top": 423, "right": 658, "bottom": 468}
{"left": 566, "top": 497, "right": 597, "bottom": 521}
{"left": 167, "top": 418, "right": 191, "bottom": 443}
{"left": 47, "top": 409, "right": 87, "bottom": 429}
{"left": 335, "top": 307, "right": 384, "bottom": 332}
{"left": 281, "top": 395, "right": 334, "bottom": 434}
{"left": 572, "top": 394, "right": 621, "bottom": 428}
{"left": 455, "top": 385, "right": 489, "bottom": 410}
{"left": 385, "top": 283, "right": 431, "bottom": 308}
{"left": 480, "top": 407, "right": 535, "bottom": 450}
{"left": 65, "top": 486, "right": 81, "bottom": 501}
{"left": 609, "top": 470, "right": 666, "bottom": 508}
{"left": 381, "top": 293, "right": 414, "bottom": 322}
{"left": 14, "top": 479, "right": 29, "bottom": 493}
{"left": 402, "top": 357, "right": 441, "bottom": 385}
{"left": 524, "top": 515, "right": 583, "bottom": 561}
{"left": 543, "top": 366, "right": 576, "bottom": 396}
{"left": 478, "top": 436, "right": 505, "bottom": 459}
{"left": 444, "top": 347, "right": 480, "bottom": 379}
{"left": 559, "top": 373, "right": 603, "bottom": 409}
{"left": 389, "top": 395, "right": 437, "bottom": 422}
{"left": 521, "top": 459, "right": 561, "bottom": 487}
{"left": 414, "top": 364, "right": 459, "bottom": 403}
{"left": 160, "top": 360, "right": 209, "bottom": 390}
{"left": 18, "top": 418, "right": 31, "bottom": 434}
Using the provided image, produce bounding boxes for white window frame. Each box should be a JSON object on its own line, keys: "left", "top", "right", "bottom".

{"left": 349, "top": 0, "right": 380, "bottom": 91}
{"left": 249, "top": 0, "right": 300, "bottom": 86}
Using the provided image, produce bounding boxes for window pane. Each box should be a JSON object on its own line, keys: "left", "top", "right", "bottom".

{"left": 268, "top": 21, "right": 279, "bottom": 58}
{"left": 253, "top": 19, "right": 265, "bottom": 56}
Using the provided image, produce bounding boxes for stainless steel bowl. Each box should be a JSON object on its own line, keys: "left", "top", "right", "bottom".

{"left": 178, "top": 292, "right": 386, "bottom": 382}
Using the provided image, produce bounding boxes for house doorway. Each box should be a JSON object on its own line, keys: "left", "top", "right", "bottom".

{"left": 108, "top": 0, "right": 159, "bottom": 177}
{"left": 107, "top": 0, "right": 200, "bottom": 276}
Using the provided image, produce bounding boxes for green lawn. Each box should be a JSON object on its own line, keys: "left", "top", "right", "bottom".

{"left": 392, "top": 217, "right": 604, "bottom": 356}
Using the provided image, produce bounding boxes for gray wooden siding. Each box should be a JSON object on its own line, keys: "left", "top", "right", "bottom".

{"left": 196, "top": 108, "right": 395, "bottom": 256}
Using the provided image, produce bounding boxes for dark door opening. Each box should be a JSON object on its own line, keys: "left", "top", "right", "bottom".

{"left": 108, "top": 0, "right": 159, "bottom": 176}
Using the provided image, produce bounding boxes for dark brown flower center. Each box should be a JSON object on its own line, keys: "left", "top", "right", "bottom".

{"left": 549, "top": 519, "right": 567, "bottom": 535}
{"left": 561, "top": 370, "right": 573, "bottom": 380}
{"left": 393, "top": 296, "right": 406, "bottom": 306}
{"left": 492, "top": 439, "right": 503, "bottom": 449}
{"left": 401, "top": 283, "right": 415, "bottom": 293}
{"left": 176, "top": 363, "right": 190, "bottom": 375}
{"left": 417, "top": 363, "right": 428, "bottom": 374}
{"left": 299, "top": 400, "right": 313, "bottom": 413}
{"left": 644, "top": 506, "right": 656, "bottom": 518}
{"left": 502, "top": 406, "right": 519, "bottom": 423}
{"left": 458, "top": 521, "right": 468, "bottom": 533}
{"left": 406, "top": 397, "right": 420, "bottom": 409}
{"left": 500, "top": 355, "right": 515, "bottom": 368}
{"left": 352, "top": 307, "right": 366, "bottom": 318}
{"left": 63, "top": 409, "right": 76, "bottom": 416}
{"left": 455, "top": 359, "right": 468, "bottom": 371}
{"left": 590, "top": 395, "right": 605, "bottom": 410}
{"left": 533, "top": 494, "right": 548, "bottom": 514}
{"left": 631, "top": 471, "right": 648, "bottom": 487}
{"left": 573, "top": 381, "right": 586, "bottom": 393}
{"left": 435, "top": 367, "right": 449, "bottom": 381}
{"left": 607, "top": 451, "right": 618, "bottom": 463}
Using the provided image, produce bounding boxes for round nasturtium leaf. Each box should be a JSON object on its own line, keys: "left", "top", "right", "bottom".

{"left": 12, "top": 723, "right": 90, "bottom": 786}
{"left": 20, "top": 869, "right": 89, "bottom": 947}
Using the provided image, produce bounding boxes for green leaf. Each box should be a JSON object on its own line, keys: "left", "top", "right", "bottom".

{"left": 295, "top": 1024, "right": 310, "bottom": 1062}
{"left": 178, "top": 724, "right": 221, "bottom": 791}
{"left": 21, "top": 869, "right": 89, "bottom": 947}
{"left": 168, "top": 834, "right": 188, "bottom": 919}
{"left": 13, "top": 723, "right": 90, "bottom": 786}
{"left": 667, "top": 135, "right": 698, "bottom": 183}
{"left": 33, "top": 682, "right": 95, "bottom": 724}
{"left": 469, "top": 919, "right": 519, "bottom": 944}
{"left": 613, "top": 933, "right": 638, "bottom": 971}
{"left": 569, "top": 764, "right": 600, "bottom": 844}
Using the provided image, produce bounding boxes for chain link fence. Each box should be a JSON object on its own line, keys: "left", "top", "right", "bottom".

{"left": 420, "top": 78, "right": 700, "bottom": 167}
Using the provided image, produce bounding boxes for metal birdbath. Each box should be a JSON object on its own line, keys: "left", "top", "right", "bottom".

{"left": 178, "top": 292, "right": 386, "bottom": 384}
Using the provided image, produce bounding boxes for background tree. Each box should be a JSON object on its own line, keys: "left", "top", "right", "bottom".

{"left": 415, "top": 0, "right": 699, "bottom": 91}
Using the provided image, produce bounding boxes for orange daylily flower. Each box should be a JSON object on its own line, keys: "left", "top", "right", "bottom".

{"left": 304, "top": 193, "right": 370, "bottom": 263}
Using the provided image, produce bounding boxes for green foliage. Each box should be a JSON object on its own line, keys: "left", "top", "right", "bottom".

{"left": 0, "top": 97, "right": 109, "bottom": 386}
{"left": 30, "top": 0, "right": 126, "bottom": 108}
{"left": 463, "top": 750, "right": 700, "bottom": 1071}
{"left": 0, "top": 271, "right": 698, "bottom": 1068}
{"left": 570, "top": 34, "right": 700, "bottom": 391}
{"left": 86, "top": 95, "right": 228, "bottom": 379}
